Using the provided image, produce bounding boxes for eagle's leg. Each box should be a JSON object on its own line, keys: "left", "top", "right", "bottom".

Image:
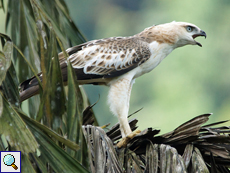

{"left": 108, "top": 77, "right": 141, "bottom": 148}
{"left": 108, "top": 77, "right": 134, "bottom": 137}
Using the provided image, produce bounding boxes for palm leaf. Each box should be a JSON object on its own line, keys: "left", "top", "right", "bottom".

{"left": 1, "top": 0, "right": 93, "bottom": 172}
{"left": 19, "top": 110, "right": 80, "bottom": 151}
{"left": 66, "top": 61, "right": 89, "bottom": 167}
{"left": 0, "top": 94, "right": 38, "bottom": 154}
{"left": 25, "top": 121, "right": 89, "bottom": 173}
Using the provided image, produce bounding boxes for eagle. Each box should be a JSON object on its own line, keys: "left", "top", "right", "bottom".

{"left": 20, "top": 21, "right": 206, "bottom": 143}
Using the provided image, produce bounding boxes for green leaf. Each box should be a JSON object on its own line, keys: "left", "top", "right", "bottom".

{"left": 0, "top": 93, "right": 39, "bottom": 154}
{"left": 19, "top": 110, "right": 79, "bottom": 151}
{"left": 1, "top": 64, "right": 20, "bottom": 106}
{"left": 0, "top": 135, "right": 6, "bottom": 151}
{"left": 16, "top": 1, "right": 31, "bottom": 81}
{"left": 21, "top": 154, "right": 37, "bottom": 173}
{"left": 3, "top": 41, "right": 12, "bottom": 67}
{"left": 0, "top": 94, "right": 2, "bottom": 118}
{"left": 0, "top": 0, "right": 5, "bottom": 12}
{"left": 47, "top": 30, "right": 66, "bottom": 130}
{"left": 27, "top": 121, "right": 89, "bottom": 173}
{"left": 22, "top": 0, "right": 40, "bottom": 72}
{"left": 36, "top": 29, "right": 66, "bottom": 128}
{"left": 66, "top": 61, "right": 83, "bottom": 140}
{"left": 30, "top": 152, "right": 48, "bottom": 173}
{"left": 29, "top": 0, "right": 69, "bottom": 48}
{"left": 0, "top": 35, "right": 19, "bottom": 106}
{"left": 0, "top": 40, "right": 12, "bottom": 85}
{"left": 66, "top": 61, "right": 88, "bottom": 167}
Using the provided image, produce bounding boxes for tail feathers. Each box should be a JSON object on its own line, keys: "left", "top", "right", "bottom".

{"left": 19, "top": 75, "right": 42, "bottom": 102}
{"left": 19, "top": 64, "right": 68, "bottom": 102}
{"left": 19, "top": 85, "right": 40, "bottom": 102}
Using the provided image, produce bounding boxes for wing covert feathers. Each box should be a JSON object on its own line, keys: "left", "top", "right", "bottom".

{"left": 66, "top": 36, "right": 151, "bottom": 78}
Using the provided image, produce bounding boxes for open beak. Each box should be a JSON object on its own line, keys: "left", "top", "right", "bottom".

{"left": 192, "top": 30, "right": 206, "bottom": 47}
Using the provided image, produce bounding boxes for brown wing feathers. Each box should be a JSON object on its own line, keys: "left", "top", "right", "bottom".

{"left": 19, "top": 36, "right": 151, "bottom": 101}
{"left": 68, "top": 37, "right": 150, "bottom": 76}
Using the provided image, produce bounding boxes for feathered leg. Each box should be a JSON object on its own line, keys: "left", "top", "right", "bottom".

{"left": 108, "top": 77, "right": 134, "bottom": 137}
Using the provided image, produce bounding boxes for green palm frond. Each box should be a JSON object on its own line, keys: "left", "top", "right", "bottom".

{"left": 0, "top": 0, "right": 93, "bottom": 172}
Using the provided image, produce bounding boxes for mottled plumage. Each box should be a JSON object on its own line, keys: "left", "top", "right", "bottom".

{"left": 67, "top": 36, "right": 151, "bottom": 79}
{"left": 19, "top": 21, "right": 206, "bottom": 138}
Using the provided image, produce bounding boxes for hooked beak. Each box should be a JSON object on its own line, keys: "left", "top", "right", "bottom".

{"left": 192, "top": 30, "right": 206, "bottom": 47}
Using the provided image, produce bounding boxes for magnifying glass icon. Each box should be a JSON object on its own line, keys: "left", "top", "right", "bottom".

{"left": 3, "top": 154, "right": 18, "bottom": 170}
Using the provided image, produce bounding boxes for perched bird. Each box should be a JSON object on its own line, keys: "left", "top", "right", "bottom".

{"left": 20, "top": 21, "right": 206, "bottom": 140}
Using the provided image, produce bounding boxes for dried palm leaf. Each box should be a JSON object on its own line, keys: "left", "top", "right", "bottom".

{"left": 82, "top": 113, "right": 230, "bottom": 172}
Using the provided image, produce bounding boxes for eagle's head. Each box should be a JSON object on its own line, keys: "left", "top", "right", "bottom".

{"left": 169, "top": 21, "right": 206, "bottom": 48}
{"left": 140, "top": 21, "right": 206, "bottom": 48}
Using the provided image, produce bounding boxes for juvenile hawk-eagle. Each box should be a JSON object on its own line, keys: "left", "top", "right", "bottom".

{"left": 20, "top": 21, "right": 206, "bottom": 139}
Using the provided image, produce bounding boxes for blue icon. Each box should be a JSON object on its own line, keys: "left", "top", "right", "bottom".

{"left": 3, "top": 154, "right": 18, "bottom": 170}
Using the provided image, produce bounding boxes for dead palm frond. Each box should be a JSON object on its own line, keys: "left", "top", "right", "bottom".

{"left": 82, "top": 111, "right": 230, "bottom": 173}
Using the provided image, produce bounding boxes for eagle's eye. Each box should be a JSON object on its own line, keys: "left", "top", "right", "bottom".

{"left": 186, "top": 26, "right": 193, "bottom": 32}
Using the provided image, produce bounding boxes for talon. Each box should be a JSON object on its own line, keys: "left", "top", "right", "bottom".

{"left": 117, "top": 130, "right": 141, "bottom": 148}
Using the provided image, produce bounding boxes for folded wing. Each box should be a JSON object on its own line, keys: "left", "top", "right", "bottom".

{"left": 65, "top": 36, "right": 151, "bottom": 80}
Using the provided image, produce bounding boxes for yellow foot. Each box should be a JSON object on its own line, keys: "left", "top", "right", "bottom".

{"left": 116, "top": 130, "right": 141, "bottom": 148}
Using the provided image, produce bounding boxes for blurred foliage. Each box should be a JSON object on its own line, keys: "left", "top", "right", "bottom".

{"left": 65, "top": 0, "right": 230, "bottom": 133}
